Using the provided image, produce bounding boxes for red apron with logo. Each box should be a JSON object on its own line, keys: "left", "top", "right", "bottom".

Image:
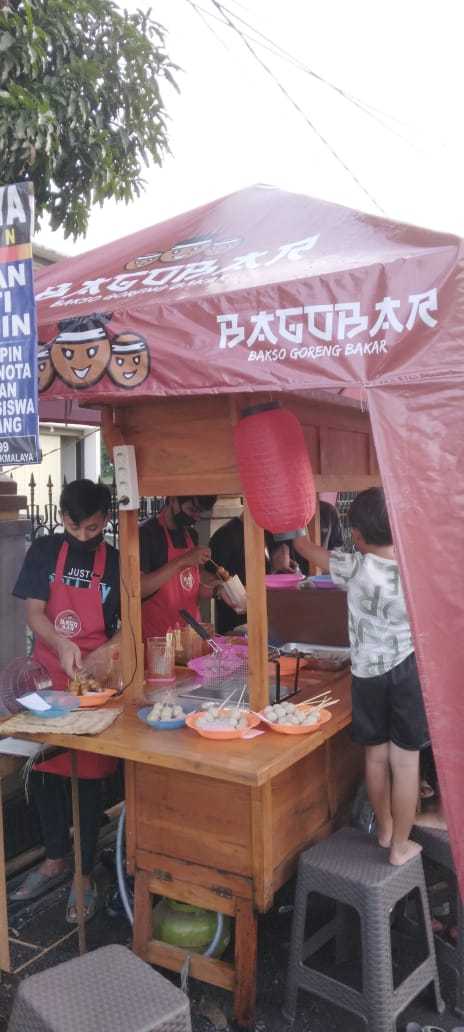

{"left": 141, "top": 512, "right": 200, "bottom": 640}
{"left": 33, "top": 540, "right": 118, "bottom": 779}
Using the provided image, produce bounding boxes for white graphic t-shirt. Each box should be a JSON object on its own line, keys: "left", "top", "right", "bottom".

{"left": 329, "top": 550, "right": 414, "bottom": 679}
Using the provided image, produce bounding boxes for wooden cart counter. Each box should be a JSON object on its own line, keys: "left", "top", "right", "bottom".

{"left": 14, "top": 668, "right": 353, "bottom": 786}
{"left": 11, "top": 668, "right": 363, "bottom": 1027}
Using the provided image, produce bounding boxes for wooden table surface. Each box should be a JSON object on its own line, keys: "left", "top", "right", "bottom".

{"left": 2, "top": 669, "right": 352, "bottom": 786}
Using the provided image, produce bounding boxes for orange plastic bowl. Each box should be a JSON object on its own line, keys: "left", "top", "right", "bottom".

{"left": 268, "top": 656, "right": 301, "bottom": 676}
{"left": 259, "top": 704, "right": 332, "bottom": 735}
{"left": 78, "top": 689, "right": 116, "bottom": 708}
{"left": 185, "top": 709, "right": 260, "bottom": 740}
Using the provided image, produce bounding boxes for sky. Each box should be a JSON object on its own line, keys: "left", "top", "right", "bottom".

{"left": 36, "top": 0, "right": 464, "bottom": 257}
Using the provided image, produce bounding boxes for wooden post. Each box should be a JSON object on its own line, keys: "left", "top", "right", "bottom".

{"left": 234, "top": 898, "right": 258, "bottom": 1028}
{"left": 0, "top": 777, "right": 10, "bottom": 972}
{"left": 124, "top": 761, "right": 137, "bottom": 876}
{"left": 250, "top": 783, "right": 273, "bottom": 911}
{"left": 133, "top": 870, "right": 153, "bottom": 960}
{"left": 118, "top": 510, "right": 144, "bottom": 704}
{"left": 243, "top": 502, "right": 269, "bottom": 711}
{"left": 70, "top": 752, "right": 86, "bottom": 956}
{"left": 308, "top": 494, "right": 321, "bottom": 574}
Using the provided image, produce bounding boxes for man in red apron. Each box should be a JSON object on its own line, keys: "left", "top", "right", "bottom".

{"left": 140, "top": 496, "right": 217, "bottom": 639}
{"left": 11, "top": 480, "right": 120, "bottom": 922}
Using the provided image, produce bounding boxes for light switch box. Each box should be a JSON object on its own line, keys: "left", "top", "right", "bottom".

{"left": 113, "top": 444, "right": 139, "bottom": 510}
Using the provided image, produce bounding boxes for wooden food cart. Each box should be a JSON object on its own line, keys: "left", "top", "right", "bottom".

{"left": 5, "top": 392, "right": 375, "bottom": 1024}
{"left": 98, "top": 391, "right": 376, "bottom": 1025}
{"left": 33, "top": 185, "right": 463, "bottom": 1023}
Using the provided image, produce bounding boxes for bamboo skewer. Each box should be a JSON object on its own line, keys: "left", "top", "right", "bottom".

{"left": 299, "top": 691, "right": 332, "bottom": 706}
{"left": 216, "top": 684, "right": 241, "bottom": 713}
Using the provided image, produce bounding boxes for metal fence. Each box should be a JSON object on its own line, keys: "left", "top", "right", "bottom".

{"left": 336, "top": 492, "right": 357, "bottom": 550}
{"left": 26, "top": 473, "right": 164, "bottom": 547}
{"left": 23, "top": 474, "right": 354, "bottom": 549}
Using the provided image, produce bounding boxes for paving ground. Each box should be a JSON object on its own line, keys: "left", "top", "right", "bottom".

{"left": 1, "top": 843, "right": 461, "bottom": 1032}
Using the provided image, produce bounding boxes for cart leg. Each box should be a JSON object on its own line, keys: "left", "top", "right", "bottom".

{"left": 70, "top": 753, "right": 86, "bottom": 956}
{"left": 234, "top": 898, "right": 258, "bottom": 1029}
{"left": 0, "top": 779, "right": 10, "bottom": 973}
{"left": 133, "top": 870, "right": 152, "bottom": 960}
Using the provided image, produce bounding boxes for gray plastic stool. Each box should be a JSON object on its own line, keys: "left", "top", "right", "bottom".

{"left": 283, "top": 828, "right": 444, "bottom": 1032}
{"left": 7, "top": 944, "right": 192, "bottom": 1032}
{"left": 412, "top": 824, "right": 464, "bottom": 1015}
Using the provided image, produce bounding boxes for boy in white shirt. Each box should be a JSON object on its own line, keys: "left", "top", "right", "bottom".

{"left": 295, "top": 488, "right": 428, "bottom": 866}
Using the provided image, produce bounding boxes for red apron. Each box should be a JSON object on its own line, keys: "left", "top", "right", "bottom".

{"left": 141, "top": 511, "right": 200, "bottom": 640}
{"left": 33, "top": 540, "right": 117, "bottom": 779}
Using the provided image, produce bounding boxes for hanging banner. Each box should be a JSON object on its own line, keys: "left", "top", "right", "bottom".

{"left": 0, "top": 181, "right": 40, "bottom": 466}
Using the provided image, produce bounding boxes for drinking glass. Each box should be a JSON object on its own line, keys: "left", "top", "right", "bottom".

{"left": 147, "top": 636, "right": 176, "bottom": 682}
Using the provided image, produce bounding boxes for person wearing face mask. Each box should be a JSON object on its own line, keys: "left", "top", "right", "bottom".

{"left": 10, "top": 479, "right": 120, "bottom": 920}
{"left": 139, "top": 496, "right": 217, "bottom": 640}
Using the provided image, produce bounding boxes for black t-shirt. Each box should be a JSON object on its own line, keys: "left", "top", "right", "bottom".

{"left": 210, "top": 517, "right": 246, "bottom": 583}
{"left": 209, "top": 517, "right": 275, "bottom": 634}
{"left": 320, "top": 501, "right": 344, "bottom": 550}
{"left": 13, "top": 535, "right": 120, "bottom": 639}
{"left": 139, "top": 516, "right": 198, "bottom": 575}
{"left": 210, "top": 517, "right": 277, "bottom": 580}
{"left": 209, "top": 517, "right": 246, "bottom": 634}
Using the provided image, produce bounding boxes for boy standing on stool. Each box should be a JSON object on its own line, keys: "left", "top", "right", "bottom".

{"left": 295, "top": 487, "right": 428, "bottom": 866}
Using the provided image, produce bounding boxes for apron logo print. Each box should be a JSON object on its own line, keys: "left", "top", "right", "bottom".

{"left": 180, "top": 568, "right": 195, "bottom": 592}
{"left": 54, "top": 609, "right": 82, "bottom": 637}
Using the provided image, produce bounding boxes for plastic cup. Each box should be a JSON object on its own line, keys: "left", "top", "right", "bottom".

{"left": 147, "top": 636, "right": 176, "bottom": 683}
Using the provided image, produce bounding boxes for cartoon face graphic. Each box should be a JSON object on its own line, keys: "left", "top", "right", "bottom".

{"left": 37, "top": 345, "right": 55, "bottom": 393}
{"left": 108, "top": 333, "right": 150, "bottom": 389}
{"left": 124, "top": 235, "right": 243, "bottom": 271}
{"left": 158, "top": 238, "right": 216, "bottom": 264}
{"left": 50, "top": 325, "right": 111, "bottom": 389}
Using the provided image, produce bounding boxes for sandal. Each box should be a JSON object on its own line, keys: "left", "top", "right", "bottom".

{"left": 65, "top": 883, "right": 97, "bottom": 924}
{"left": 65, "top": 882, "right": 98, "bottom": 925}
{"left": 420, "top": 779, "right": 436, "bottom": 799}
{"left": 406, "top": 1026, "right": 447, "bottom": 1032}
{"left": 9, "top": 865, "right": 71, "bottom": 903}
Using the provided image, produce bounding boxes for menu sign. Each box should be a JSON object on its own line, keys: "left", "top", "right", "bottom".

{"left": 0, "top": 182, "right": 39, "bottom": 466}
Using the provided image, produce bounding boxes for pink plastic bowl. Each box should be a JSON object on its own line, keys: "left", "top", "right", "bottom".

{"left": 265, "top": 573, "right": 304, "bottom": 589}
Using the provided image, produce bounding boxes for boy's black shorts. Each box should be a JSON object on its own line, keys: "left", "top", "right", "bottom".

{"left": 351, "top": 652, "right": 429, "bottom": 751}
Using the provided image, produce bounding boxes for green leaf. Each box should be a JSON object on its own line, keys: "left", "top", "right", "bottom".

{"left": 0, "top": 31, "right": 14, "bottom": 51}
{"left": 0, "top": 0, "right": 177, "bottom": 237}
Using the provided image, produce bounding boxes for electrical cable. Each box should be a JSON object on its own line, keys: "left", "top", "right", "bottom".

{"left": 118, "top": 562, "right": 139, "bottom": 695}
{"left": 221, "top": 4, "right": 448, "bottom": 148}
{"left": 5, "top": 427, "right": 100, "bottom": 476}
{"left": 115, "top": 804, "right": 224, "bottom": 956}
{"left": 187, "top": 0, "right": 421, "bottom": 154}
{"left": 218, "top": 4, "right": 412, "bottom": 131}
{"left": 207, "top": 0, "right": 385, "bottom": 214}
{"left": 116, "top": 805, "right": 133, "bottom": 926}
{"left": 185, "top": 0, "right": 228, "bottom": 47}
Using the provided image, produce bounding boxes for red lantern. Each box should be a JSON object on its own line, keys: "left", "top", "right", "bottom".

{"left": 234, "top": 403, "right": 315, "bottom": 538}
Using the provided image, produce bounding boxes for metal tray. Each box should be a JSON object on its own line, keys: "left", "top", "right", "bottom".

{"left": 279, "top": 643, "right": 350, "bottom": 657}
{"left": 278, "top": 643, "right": 350, "bottom": 670}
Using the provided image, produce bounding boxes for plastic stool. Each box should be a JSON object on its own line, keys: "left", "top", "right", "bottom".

{"left": 413, "top": 824, "right": 464, "bottom": 1015}
{"left": 283, "top": 828, "right": 444, "bottom": 1032}
{"left": 7, "top": 944, "right": 192, "bottom": 1032}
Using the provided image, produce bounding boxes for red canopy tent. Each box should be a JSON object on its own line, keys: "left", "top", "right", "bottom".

{"left": 35, "top": 184, "right": 464, "bottom": 896}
